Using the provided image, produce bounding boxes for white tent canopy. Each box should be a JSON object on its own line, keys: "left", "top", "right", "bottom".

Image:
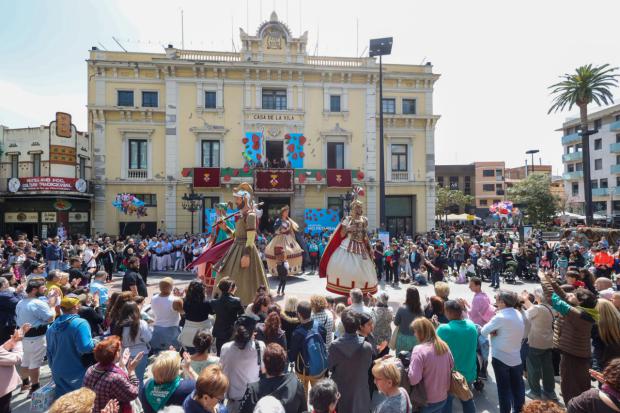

{"left": 436, "top": 213, "right": 482, "bottom": 222}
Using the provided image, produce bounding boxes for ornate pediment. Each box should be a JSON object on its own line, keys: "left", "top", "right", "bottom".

{"left": 320, "top": 123, "right": 352, "bottom": 143}
{"left": 189, "top": 122, "right": 229, "bottom": 137}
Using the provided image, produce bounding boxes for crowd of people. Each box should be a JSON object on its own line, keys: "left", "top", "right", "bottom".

{"left": 1, "top": 225, "right": 620, "bottom": 413}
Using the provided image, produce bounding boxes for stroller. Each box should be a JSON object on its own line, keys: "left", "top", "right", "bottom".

{"left": 503, "top": 259, "right": 518, "bottom": 284}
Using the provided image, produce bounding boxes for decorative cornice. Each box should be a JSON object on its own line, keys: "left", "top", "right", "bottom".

{"left": 118, "top": 128, "right": 155, "bottom": 138}
{"left": 189, "top": 122, "right": 229, "bottom": 137}
{"left": 320, "top": 122, "right": 352, "bottom": 143}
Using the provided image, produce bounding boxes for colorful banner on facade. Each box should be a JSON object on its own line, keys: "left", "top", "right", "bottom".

{"left": 254, "top": 169, "right": 294, "bottom": 192}
{"left": 304, "top": 208, "right": 340, "bottom": 235}
{"left": 193, "top": 168, "right": 221, "bottom": 188}
{"left": 242, "top": 132, "right": 263, "bottom": 164}
{"left": 326, "top": 169, "right": 352, "bottom": 188}
{"left": 285, "top": 133, "right": 306, "bottom": 168}
{"left": 203, "top": 208, "right": 237, "bottom": 235}
{"left": 49, "top": 145, "right": 76, "bottom": 165}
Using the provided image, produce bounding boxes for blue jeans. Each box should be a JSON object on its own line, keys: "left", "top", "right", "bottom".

{"left": 47, "top": 260, "right": 61, "bottom": 271}
{"left": 491, "top": 271, "right": 500, "bottom": 287}
{"left": 150, "top": 325, "right": 181, "bottom": 352}
{"left": 442, "top": 393, "right": 476, "bottom": 413}
{"left": 134, "top": 353, "right": 148, "bottom": 390}
{"left": 421, "top": 399, "right": 447, "bottom": 413}
{"left": 492, "top": 358, "right": 525, "bottom": 413}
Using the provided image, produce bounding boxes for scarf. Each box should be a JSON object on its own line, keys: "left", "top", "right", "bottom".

{"left": 580, "top": 306, "right": 600, "bottom": 323}
{"left": 145, "top": 376, "right": 182, "bottom": 412}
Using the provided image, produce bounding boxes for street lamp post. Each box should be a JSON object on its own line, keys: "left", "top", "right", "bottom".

{"left": 525, "top": 149, "right": 540, "bottom": 176}
{"left": 181, "top": 184, "right": 204, "bottom": 234}
{"left": 369, "top": 37, "right": 393, "bottom": 231}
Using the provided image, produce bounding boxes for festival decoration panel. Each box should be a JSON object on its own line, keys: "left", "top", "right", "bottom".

{"left": 304, "top": 208, "right": 340, "bottom": 235}
{"left": 284, "top": 133, "right": 306, "bottom": 168}
{"left": 242, "top": 132, "right": 263, "bottom": 164}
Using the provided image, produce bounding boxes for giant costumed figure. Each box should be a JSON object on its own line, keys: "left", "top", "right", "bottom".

{"left": 319, "top": 189, "right": 377, "bottom": 295}
{"left": 264, "top": 205, "right": 304, "bottom": 275}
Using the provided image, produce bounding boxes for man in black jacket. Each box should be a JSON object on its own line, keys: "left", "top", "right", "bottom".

{"left": 211, "top": 277, "right": 244, "bottom": 355}
{"left": 121, "top": 256, "right": 148, "bottom": 298}
{"left": 239, "top": 343, "right": 307, "bottom": 413}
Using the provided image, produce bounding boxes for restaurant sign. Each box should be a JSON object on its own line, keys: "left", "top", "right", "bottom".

{"left": 5, "top": 212, "right": 38, "bottom": 223}
{"left": 8, "top": 177, "right": 87, "bottom": 193}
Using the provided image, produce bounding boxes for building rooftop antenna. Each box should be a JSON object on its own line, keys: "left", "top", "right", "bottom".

{"left": 112, "top": 37, "right": 127, "bottom": 52}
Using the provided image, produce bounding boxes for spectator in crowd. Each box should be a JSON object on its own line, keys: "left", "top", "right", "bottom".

{"left": 288, "top": 301, "right": 327, "bottom": 397}
{"left": 15, "top": 279, "right": 55, "bottom": 395}
{"left": 568, "top": 357, "right": 620, "bottom": 413}
{"left": 187, "top": 331, "right": 220, "bottom": 376}
{"left": 45, "top": 238, "right": 63, "bottom": 272}
{"left": 0, "top": 276, "right": 20, "bottom": 343}
{"left": 436, "top": 300, "right": 478, "bottom": 413}
{"left": 408, "top": 317, "right": 454, "bottom": 413}
{"left": 211, "top": 278, "right": 244, "bottom": 356}
{"left": 256, "top": 311, "right": 287, "bottom": 350}
{"left": 425, "top": 296, "right": 449, "bottom": 325}
{"left": 83, "top": 335, "right": 141, "bottom": 412}
{"left": 394, "top": 287, "right": 424, "bottom": 353}
{"left": 78, "top": 292, "right": 105, "bottom": 337}
{"left": 328, "top": 309, "right": 373, "bottom": 413}
{"left": 179, "top": 280, "right": 212, "bottom": 353}
{"left": 310, "top": 295, "right": 335, "bottom": 346}
{"left": 239, "top": 343, "right": 306, "bottom": 413}
{"left": 521, "top": 288, "right": 557, "bottom": 401}
{"left": 371, "top": 292, "right": 393, "bottom": 356}
{"left": 68, "top": 256, "right": 88, "bottom": 287}
{"left": 220, "top": 318, "right": 266, "bottom": 413}
{"left": 308, "top": 379, "right": 340, "bottom": 413}
{"left": 89, "top": 271, "right": 110, "bottom": 312}
{"left": 348, "top": 288, "right": 373, "bottom": 319}
{"left": 46, "top": 296, "right": 95, "bottom": 398}
{"left": 150, "top": 277, "right": 182, "bottom": 352}
{"left": 281, "top": 297, "right": 301, "bottom": 345}
{"left": 49, "top": 387, "right": 96, "bottom": 413}
{"left": 122, "top": 256, "right": 148, "bottom": 298}
{"left": 593, "top": 299, "right": 620, "bottom": 371}
{"left": 112, "top": 301, "right": 152, "bottom": 388}
{"left": 481, "top": 290, "right": 526, "bottom": 413}
{"left": 139, "top": 350, "right": 196, "bottom": 413}
{"left": 372, "top": 359, "right": 412, "bottom": 413}
{"left": 542, "top": 272, "right": 598, "bottom": 405}
{"left": 182, "top": 364, "right": 229, "bottom": 413}
{"left": 0, "top": 324, "right": 29, "bottom": 413}
{"left": 467, "top": 277, "right": 496, "bottom": 326}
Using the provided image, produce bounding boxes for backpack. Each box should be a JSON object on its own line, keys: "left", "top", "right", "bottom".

{"left": 300, "top": 321, "right": 328, "bottom": 377}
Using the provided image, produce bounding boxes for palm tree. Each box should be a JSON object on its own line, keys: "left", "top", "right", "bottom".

{"left": 549, "top": 64, "right": 619, "bottom": 225}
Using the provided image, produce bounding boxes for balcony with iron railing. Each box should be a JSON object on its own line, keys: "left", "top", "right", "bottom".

{"left": 391, "top": 171, "right": 409, "bottom": 181}
{"left": 563, "top": 171, "right": 584, "bottom": 180}
{"left": 127, "top": 169, "right": 148, "bottom": 179}
{"left": 561, "top": 132, "right": 581, "bottom": 145}
{"left": 562, "top": 151, "right": 583, "bottom": 162}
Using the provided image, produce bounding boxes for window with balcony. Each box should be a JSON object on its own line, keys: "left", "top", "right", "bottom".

{"left": 329, "top": 95, "right": 341, "bottom": 112}
{"left": 382, "top": 98, "right": 396, "bottom": 114}
{"left": 134, "top": 194, "right": 157, "bottom": 207}
{"left": 482, "top": 169, "right": 494, "bottom": 177}
{"left": 594, "top": 138, "right": 602, "bottom": 150}
{"left": 205, "top": 91, "right": 217, "bottom": 109}
{"left": 327, "top": 196, "right": 343, "bottom": 219}
{"left": 567, "top": 164, "right": 575, "bottom": 172}
{"left": 449, "top": 176, "right": 459, "bottom": 190}
{"left": 495, "top": 169, "right": 503, "bottom": 178}
{"left": 595, "top": 159, "right": 603, "bottom": 170}
{"left": 594, "top": 119, "right": 602, "bottom": 130}
{"left": 117, "top": 90, "right": 134, "bottom": 107}
{"left": 128, "top": 139, "right": 148, "bottom": 177}
{"left": 327, "top": 142, "right": 344, "bottom": 169}
{"left": 617, "top": 177, "right": 620, "bottom": 187}
{"left": 437, "top": 177, "right": 445, "bottom": 188}
{"left": 617, "top": 155, "right": 620, "bottom": 165}
{"left": 493, "top": 199, "right": 501, "bottom": 204}
{"left": 594, "top": 201, "right": 607, "bottom": 212}
{"left": 479, "top": 200, "right": 488, "bottom": 206}
{"left": 10, "top": 155, "right": 18, "bottom": 178}
{"left": 201, "top": 140, "right": 220, "bottom": 167}
{"left": 32, "top": 153, "right": 41, "bottom": 177}
{"left": 402, "top": 99, "right": 416, "bottom": 114}
{"left": 464, "top": 176, "right": 471, "bottom": 195}
{"left": 391, "top": 144, "right": 408, "bottom": 179}
{"left": 616, "top": 115, "right": 620, "bottom": 121}
{"left": 600, "top": 178, "right": 608, "bottom": 189}
{"left": 566, "top": 145, "right": 573, "bottom": 154}
{"left": 483, "top": 184, "right": 495, "bottom": 192}
{"left": 79, "top": 157, "right": 86, "bottom": 180}
{"left": 262, "top": 89, "right": 287, "bottom": 110}
{"left": 616, "top": 134, "right": 620, "bottom": 143}
{"left": 576, "top": 162, "right": 583, "bottom": 171}
{"left": 592, "top": 180, "right": 599, "bottom": 189}
{"left": 142, "top": 91, "right": 158, "bottom": 107}
{"left": 572, "top": 182, "right": 579, "bottom": 196}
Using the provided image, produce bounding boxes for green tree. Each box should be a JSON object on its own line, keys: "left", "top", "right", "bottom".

{"left": 548, "top": 64, "right": 619, "bottom": 225}
{"left": 435, "top": 186, "right": 475, "bottom": 219}
{"left": 508, "top": 174, "right": 558, "bottom": 226}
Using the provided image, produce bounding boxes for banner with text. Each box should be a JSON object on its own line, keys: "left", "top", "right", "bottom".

{"left": 304, "top": 208, "right": 340, "bottom": 235}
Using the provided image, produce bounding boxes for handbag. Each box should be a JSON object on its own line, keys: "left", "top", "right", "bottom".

{"left": 389, "top": 326, "right": 399, "bottom": 351}
{"left": 409, "top": 380, "right": 427, "bottom": 412}
{"left": 449, "top": 370, "right": 473, "bottom": 401}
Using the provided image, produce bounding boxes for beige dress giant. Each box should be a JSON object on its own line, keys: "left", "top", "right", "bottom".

{"left": 264, "top": 218, "right": 304, "bottom": 275}
{"left": 214, "top": 212, "right": 268, "bottom": 305}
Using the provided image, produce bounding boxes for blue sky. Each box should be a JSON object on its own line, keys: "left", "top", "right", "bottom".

{"left": 2, "top": 0, "right": 620, "bottom": 174}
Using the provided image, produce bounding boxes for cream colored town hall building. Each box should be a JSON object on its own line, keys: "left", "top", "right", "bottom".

{"left": 87, "top": 12, "right": 439, "bottom": 237}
